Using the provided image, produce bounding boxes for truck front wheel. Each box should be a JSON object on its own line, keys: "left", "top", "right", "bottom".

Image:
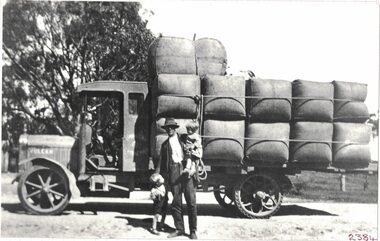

{"left": 17, "top": 165, "right": 70, "bottom": 215}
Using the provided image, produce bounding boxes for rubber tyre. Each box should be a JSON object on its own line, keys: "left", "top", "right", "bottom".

{"left": 17, "top": 165, "right": 70, "bottom": 215}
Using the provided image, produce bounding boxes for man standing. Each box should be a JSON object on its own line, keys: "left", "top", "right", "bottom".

{"left": 155, "top": 118, "right": 198, "bottom": 239}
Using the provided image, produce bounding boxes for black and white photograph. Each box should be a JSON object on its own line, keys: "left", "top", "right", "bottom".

{"left": 1, "top": 0, "right": 378, "bottom": 240}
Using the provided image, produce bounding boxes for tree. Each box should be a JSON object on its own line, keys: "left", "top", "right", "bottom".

{"left": 2, "top": 1, "right": 155, "bottom": 145}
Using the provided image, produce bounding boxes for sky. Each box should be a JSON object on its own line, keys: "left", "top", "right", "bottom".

{"left": 140, "top": 0, "right": 379, "bottom": 114}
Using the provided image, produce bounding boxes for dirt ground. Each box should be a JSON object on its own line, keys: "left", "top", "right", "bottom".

{"left": 1, "top": 173, "right": 378, "bottom": 240}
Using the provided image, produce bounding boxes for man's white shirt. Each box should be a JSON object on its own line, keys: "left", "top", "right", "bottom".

{"left": 169, "top": 134, "right": 184, "bottom": 163}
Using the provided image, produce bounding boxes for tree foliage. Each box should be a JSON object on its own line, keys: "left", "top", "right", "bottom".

{"left": 2, "top": 1, "right": 155, "bottom": 144}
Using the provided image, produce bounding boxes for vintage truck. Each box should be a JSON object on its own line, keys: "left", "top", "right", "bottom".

{"left": 14, "top": 80, "right": 290, "bottom": 218}
{"left": 14, "top": 36, "right": 377, "bottom": 219}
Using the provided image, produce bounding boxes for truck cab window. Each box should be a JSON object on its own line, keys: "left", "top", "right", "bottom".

{"left": 128, "top": 93, "right": 144, "bottom": 115}
{"left": 85, "top": 92, "right": 123, "bottom": 168}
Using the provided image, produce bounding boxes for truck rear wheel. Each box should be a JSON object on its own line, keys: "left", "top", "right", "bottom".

{"left": 18, "top": 165, "right": 70, "bottom": 215}
{"left": 213, "top": 185, "right": 235, "bottom": 209}
{"left": 234, "top": 173, "right": 283, "bottom": 219}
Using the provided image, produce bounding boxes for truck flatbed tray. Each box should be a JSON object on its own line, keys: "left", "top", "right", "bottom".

{"left": 286, "top": 161, "right": 378, "bottom": 174}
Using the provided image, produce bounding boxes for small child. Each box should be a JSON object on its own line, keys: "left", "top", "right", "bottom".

{"left": 149, "top": 173, "right": 168, "bottom": 235}
{"left": 183, "top": 121, "right": 203, "bottom": 180}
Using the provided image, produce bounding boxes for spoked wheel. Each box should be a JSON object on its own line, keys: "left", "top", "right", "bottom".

{"left": 17, "top": 165, "right": 70, "bottom": 215}
{"left": 234, "top": 173, "right": 283, "bottom": 219}
{"left": 213, "top": 185, "right": 235, "bottom": 209}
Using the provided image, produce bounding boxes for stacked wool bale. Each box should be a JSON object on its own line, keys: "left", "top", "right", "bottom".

{"left": 195, "top": 38, "right": 227, "bottom": 76}
{"left": 196, "top": 38, "right": 246, "bottom": 166}
{"left": 148, "top": 36, "right": 197, "bottom": 78}
{"left": 201, "top": 75, "right": 246, "bottom": 166}
{"left": 148, "top": 37, "right": 200, "bottom": 161}
{"left": 290, "top": 80, "right": 334, "bottom": 167}
{"left": 245, "top": 78, "right": 292, "bottom": 167}
{"left": 332, "top": 81, "right": 371, "bottom": 168}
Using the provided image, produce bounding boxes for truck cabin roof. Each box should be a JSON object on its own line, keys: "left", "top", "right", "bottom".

{"left": 77, "top": 81, "right": 147, "bottom": 96}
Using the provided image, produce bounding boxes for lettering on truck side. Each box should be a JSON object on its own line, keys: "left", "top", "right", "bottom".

{"left": 28, "top": 148, "right": 54, "bottom": 155}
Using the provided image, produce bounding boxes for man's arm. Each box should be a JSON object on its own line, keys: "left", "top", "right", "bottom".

{"left": 155, "top": 142, "right": 165, "bottom": 174}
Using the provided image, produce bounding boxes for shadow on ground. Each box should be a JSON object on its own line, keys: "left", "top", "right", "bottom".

{"left": 114, "top": 216, "right": 176, "bottom": 234}
{"left": 1, "top": 202, "right": 337, "bottom": 217}
{"left": 276, "top": 205, "right": 337, "bottom": 216}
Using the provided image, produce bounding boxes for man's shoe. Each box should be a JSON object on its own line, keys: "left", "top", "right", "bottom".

{"left": 190, "top": 232, "right": 198, "bottom": 240}
{"left": 167, "top": 231, "right": 185, "bottom": 238}
{"left": 149, "top": 228, "right": 159, "bottom": 235}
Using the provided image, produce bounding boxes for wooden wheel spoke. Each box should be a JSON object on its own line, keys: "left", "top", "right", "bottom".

{"left": 49, "top": 189, "right": 65, "bottom": 198}
{"left": 26, "top": 189, "right": 41, "bottom": 198}
{"left": 46, "top": 174, "right": 53, "bottom": 186}
{"left": 25, "top": 181, "right": 42, "bottom": 189}
{"left": 242, "top": 202, "right": 253, "bottom": 207}
{"left": 37, "top": 174, "right": 45, "bottom": 186}
{"left": 47, "top": 193, "right": 55, "bottom": 208}
{"left": 48, "top": 182, "right": 61, "bottom": 189}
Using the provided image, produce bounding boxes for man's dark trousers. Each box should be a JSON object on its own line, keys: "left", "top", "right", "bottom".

{"left": 169, "top": 161, "right": 197, "bottom": 233}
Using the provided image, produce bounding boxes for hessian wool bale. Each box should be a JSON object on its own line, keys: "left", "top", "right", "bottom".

{"left": 333, "top": 101, "right": 369, "bottom": 123}
{"left": 202, "top": 75, "right": 246, "bottom": 119}
{"left": 332, "top": 122, "right": 371, "bottom": 168}
{"left": 248, "top": 78, "right": 292, "bottom": 122}
{"left": 203, "top": 119, "right": 245, "bottom": 165}
{"left": 245, "top": 123, "right": 290, "bottom": 166}
{"left": 151, "top": 74, "right": 201, "bottom": 119}
{"left": 333, "top": 80, "right": 367, "bottom": 101}
{"left": 333, "top": 81, "right": 369, "bottom": 123}
{"left": 290, "top": 122, "right": 333, "bottom": 166}
{"left": 148, "top": 37, "right": 197, "bottom": 78}
{"left": 154, "top": 74, "right": 200, "bottom": 96}
{"left": 292, "top": 80, "right": 334, "bottom": 122}
{"left": 195, "top": 38, "right": 227, "bottom": 76}
{"left": 153, "top": 95, "right": 199, "bottom": 119}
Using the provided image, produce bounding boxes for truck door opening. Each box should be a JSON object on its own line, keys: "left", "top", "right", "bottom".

{"left": 83, "top": 92, "right": 123, "bottom": 169}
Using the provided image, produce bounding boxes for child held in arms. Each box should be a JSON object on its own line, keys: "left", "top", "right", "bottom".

{"left": 182, "top": 121, "right": 202, "bottom": 181}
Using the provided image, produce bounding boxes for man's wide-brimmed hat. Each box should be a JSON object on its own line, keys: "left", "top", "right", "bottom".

{"left": 161, "top": 117, "right": 179, "bottom": 129}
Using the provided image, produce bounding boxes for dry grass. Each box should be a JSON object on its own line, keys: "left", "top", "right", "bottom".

{"left": 287, "top": 171, "right": 378, "bottom": 203}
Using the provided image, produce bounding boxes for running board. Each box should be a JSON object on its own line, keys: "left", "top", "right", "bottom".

{"left": 88, "top": 175, "right": 129, "bottom": 192}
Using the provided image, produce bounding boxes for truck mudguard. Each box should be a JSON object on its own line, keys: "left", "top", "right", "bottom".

{"left": 18, "top": 157, "right": 81, "bottom": 199}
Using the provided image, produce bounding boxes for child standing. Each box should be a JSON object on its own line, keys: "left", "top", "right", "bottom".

{"left": 149, "top": 173, "right": 168, "bottom": 235}
{"left": 183, "top": 121, "right": 203, "bottom": 181}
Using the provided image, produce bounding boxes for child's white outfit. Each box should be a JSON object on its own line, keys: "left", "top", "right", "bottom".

{"left": 183, "top": 132, "right": 202, "bottom": 179}
{"left": 150, "top": 184, "right": 166, "bottom": 201}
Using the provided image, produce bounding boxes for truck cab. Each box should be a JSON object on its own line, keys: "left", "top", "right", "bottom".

{"left": 76, "top": 81, "right": 151, "bottom": 175}
{"left": 16, "top": 81, "right": 154, "bottom": 215}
